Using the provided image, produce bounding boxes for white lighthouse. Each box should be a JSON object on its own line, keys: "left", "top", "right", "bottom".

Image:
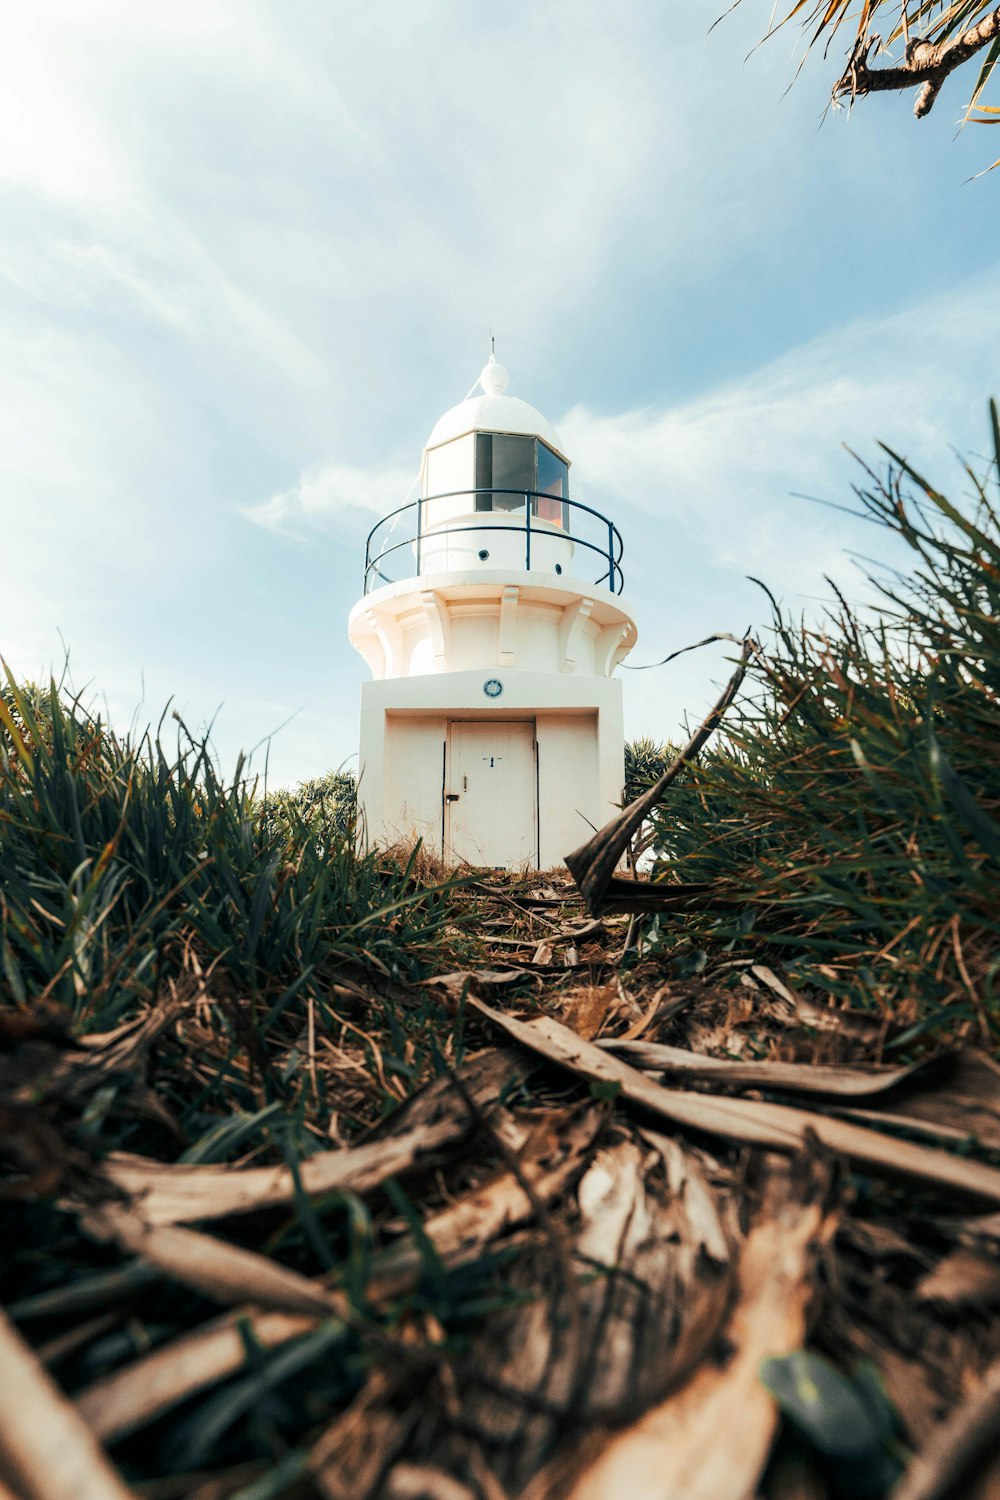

{"left": 348, "top": 357, "right": 637, "bottom": 868}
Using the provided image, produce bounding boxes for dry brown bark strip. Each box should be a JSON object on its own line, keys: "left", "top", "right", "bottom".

{"left": 469, "top": 1000, "right": 1000, "bottom": 1203}
{"left": 608, "top": 1042, "right": 1000, "bottom": 1150}
{"left": 463, "top": 1130, "right": 738, "bottom": 1492}
{"left": 547, "top": 1156, "right": 827, "bottom": 1500}
{"left": 75, "top": 1104, "right": 601, "bottom": 1444}
{"left": 565, "top": 637, "right": 755, "bottom": 913}
{"left": 368, "top": 1104, "right": 603, "bottom": 1302}
{"left": 602, "top": 1040, "right": 937, "bottom": 1098}
{"left": 100, "top": 1048, "right": 517, "bottom": 1226}
{"left": 0, "top": 1306, "right": 137, "bottom": 1500}
{"left": 890, "top": 1049, "right": 1000, "bottom": 1150}
{"left": 81, "top": 1205, "right": 344, "bottom": 1316}
{"left": 817, "top": 1049, "right": 1000, "bottom": 1150}
{"left": 825, "top": 1105, "right": 977, "bottom": 1146}
{"left": 891, "top": 1352, "right": 1000, "bottom": 1500}
{"left": 100, "top": 1127, "right": 450, "bottom": 1226}
{"left": 75, "top": 1309, "right": 319, "bottom": 1443}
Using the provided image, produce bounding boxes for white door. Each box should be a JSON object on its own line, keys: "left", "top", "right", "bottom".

{"left": 446, "top": 721, "right": 536, "bottom": 867}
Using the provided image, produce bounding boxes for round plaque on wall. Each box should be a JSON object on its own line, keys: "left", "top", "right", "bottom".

{"left": 483, "top": 678, "right": 503, "bottom": 699}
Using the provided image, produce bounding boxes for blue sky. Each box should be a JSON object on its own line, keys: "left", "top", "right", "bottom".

{"left": 3, "top": 0, "right": 999, "bottom": 786}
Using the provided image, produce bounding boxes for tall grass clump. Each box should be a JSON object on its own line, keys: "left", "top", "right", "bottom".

{"left": 647, "top": 404, "right": 1000, "bottom": 1045}
{"left": 0, "top": 683, "right": 464, "bottom": 1127}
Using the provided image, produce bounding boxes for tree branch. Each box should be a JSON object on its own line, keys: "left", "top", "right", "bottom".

{"left": 836, "top": 6, "right": 1000, "bottom": 117}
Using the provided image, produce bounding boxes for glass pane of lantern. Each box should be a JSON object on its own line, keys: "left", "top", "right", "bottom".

{"left": 536, "top": 442, "right": 568, "bottom": 527}
{"left": 475, "top": 434, "right": 493, "bottom": 511}
{"left": 488, "top": 434, "right": 534, "bottom": 511}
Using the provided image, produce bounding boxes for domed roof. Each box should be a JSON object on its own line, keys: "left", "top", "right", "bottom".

{"left": 424, "top": 358, "right": 568, "bottom": 461}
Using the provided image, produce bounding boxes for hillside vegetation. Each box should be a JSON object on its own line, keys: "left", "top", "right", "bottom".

{"left": 1, "top": 410, "right": 999, "bottom": 1499}
{"left": 633, "top": 409, "right": 1000, "bottom": 1047}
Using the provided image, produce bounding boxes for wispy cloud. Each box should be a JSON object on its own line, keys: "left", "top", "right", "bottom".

{"left": 562, "top": 272, "right": 1000, "bottom": 605}
{"left": 243, "top": 459, "right": 419, "bottom": 536}
{"left": 551, "top": 274, "right": 1000, "bottom": 738}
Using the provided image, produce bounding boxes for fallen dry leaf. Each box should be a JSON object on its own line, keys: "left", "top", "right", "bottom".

{"left": 99, "top": 1048, "right": 517, "bottom": 1226}
{"left": 892, "top": 1352, "right": 1000, "bottom": 1500}
{"left": 552, "top": 1154, "right": 828, "bottom": 1500}
{"left": 560, "top": 986, "right": 619, "bottom": 1041}
{"left": 915, "top": 1248, "right": 1000, "bottom": 1307}
{"left": 565, "top": 636, "right": 755, "bottom": 913}
{"left": 424, "top": 969, "right": 532, "bottom": 998}
{"left": 602, "top": 1038, "right": 936, "bottom": 1099}
{"left": 81, "top": 1204, "right": 342, "bottom": 1316}
{"left": 0, "top": 1306, "right": 137, "bottom": 1500}
{"left": 462, "top": 1129, "right": 738, "bottom": 1493}
{"left": 469, "top": 1000, "right": 1000, "bottom": 1204}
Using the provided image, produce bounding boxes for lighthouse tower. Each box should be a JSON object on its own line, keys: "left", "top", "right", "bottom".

{"left": 348, "top": 357, "right": 637, "bottom": 868}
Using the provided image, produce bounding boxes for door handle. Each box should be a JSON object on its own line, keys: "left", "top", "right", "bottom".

{"left": 445, "top": 793, "right": 460, "bottom": 802}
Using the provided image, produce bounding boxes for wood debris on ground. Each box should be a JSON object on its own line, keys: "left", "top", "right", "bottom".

{"left": 2, "top": 867, "right": 1000, "bottom": 1500}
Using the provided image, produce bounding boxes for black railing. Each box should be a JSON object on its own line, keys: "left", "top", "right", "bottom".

{"left": 363, "top": 489, "right": 625, "bottom": 595}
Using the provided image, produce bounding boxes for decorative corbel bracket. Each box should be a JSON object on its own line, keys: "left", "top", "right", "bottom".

{"left": 361, "top": 610, "right": 387, "bottom": 679}
{"left": 597, "top": 621, "right": 634, "bottom": 677}
{"left": 498, "top": 584, "right": 519, "bottom": 664}
{"left": 420, "top": 589, "right": 450, "bottom": 670}
{"left": 559, "top": 597, "right": 594, "bottom": 673}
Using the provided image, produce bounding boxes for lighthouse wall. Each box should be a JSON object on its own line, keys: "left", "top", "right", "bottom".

{"left": 381, "top": 713, "right": 447, "bottom": 849}
{"left": 356, "top": 672, "right": 624, "bottom": 869}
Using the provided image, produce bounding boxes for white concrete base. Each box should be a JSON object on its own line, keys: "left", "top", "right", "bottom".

{"left": 357, "top": 669, "right": 624, "bottom": 869}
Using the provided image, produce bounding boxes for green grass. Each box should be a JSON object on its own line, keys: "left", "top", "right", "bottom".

{"left": 0, "top": 684, "right": 528, "bottom": 1487}
{"left": 643, "top": 402, "right": 1000, "bottom": 1045}
{"left": 0, "top": 680, "right": 471, "bottom": 1141}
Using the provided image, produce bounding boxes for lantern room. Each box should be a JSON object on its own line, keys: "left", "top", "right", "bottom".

{"left": 420, "top": 356, "right": 569, "bottom": 557}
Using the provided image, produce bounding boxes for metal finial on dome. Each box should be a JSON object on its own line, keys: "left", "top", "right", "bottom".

{"left": 479, "top": 354, "right": 509, "bottom": 397}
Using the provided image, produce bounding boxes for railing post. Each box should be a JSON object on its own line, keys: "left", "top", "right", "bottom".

{"left": 415, "top": 496, "right": 423, "bottom": 576}
{"left": 525, "top": 493, "right": 532, "bottom": 571}
{"left": 608, "top": 521, "right": 614, "bottom": 592}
